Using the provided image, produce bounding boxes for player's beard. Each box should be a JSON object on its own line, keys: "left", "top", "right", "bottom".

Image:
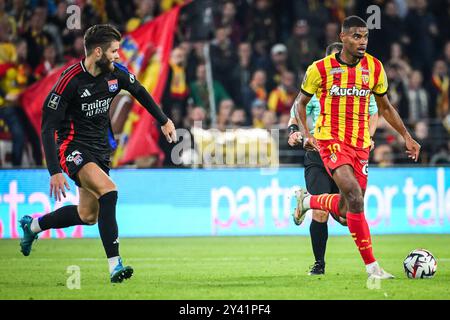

{"left": 96, "top": 53, "right": 113, "bottom": 73}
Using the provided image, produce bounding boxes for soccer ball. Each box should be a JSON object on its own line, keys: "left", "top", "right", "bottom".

{"left": 403, "top": 249, "right": 437, "bottom": 279}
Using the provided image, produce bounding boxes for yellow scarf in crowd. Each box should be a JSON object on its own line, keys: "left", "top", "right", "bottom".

{"left": 169, "top": 62, "right": 188, "bottom": 99}
{"left": 432, "top": 75, "right": 449, "bottom": 118}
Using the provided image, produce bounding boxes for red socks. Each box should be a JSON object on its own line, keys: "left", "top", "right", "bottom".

{"left": 310, "top": 194, "right": 341, "bottom": 216}
{"left": 346, "top": 212, "right": 376, "bottom": 265}
{"left": 309, "top": 194, "right": 376, "bottom": 265}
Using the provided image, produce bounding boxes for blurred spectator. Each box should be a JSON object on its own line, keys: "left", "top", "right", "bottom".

{"left": 0, "top": 20, "right": 16, "bottom": 64}
{"left": 229, "top": 42, "right": 256, "bottom": 107}
{"left": 13, "top": 38, "right": 32, "bottom": 87}
{"left": 23, "top": 6, "right": 53, "bottom": 70}
{"left": 266, "top": 43, "right": 291, "bottom": 92}
{"left": 33, "top": 43, "right": 57, "bottom": 80}
{"left": 293, "top": 1, "right": 330, "bottom": 40}
{"left": 379, "top": 1, "right": 406, "bottom": 61}
{"left": 430, "top": 59, "right": 449, "bottom": 120}
{"left": 242, "top": 69, "right": 267, "bottom": 122}
{"left": 246, "top": 0, "right": 277, "bottom": 49}
{"left": 189, "top": 63, "right": 230, "bottom": 120}
{"left": 388, "top": 42, "right": 412, "bottom": 79}
{"left": 267, "top": 70, "right": 296, "bottom": 116}
{"left": 444, "top": 41, "right": 450, "bottom": 66}
{"left": 406, "top": 70, "right": 429, "bottom": 124}
{"left": 286, "top": 19, "right": 319, "bottom": 74}
{"left": 106, "top": 0, "right": 135, "bottom": 27}
{"left": 46, "top": 0, "right": 70, "bottom": 58}
{"left": 210, "top": 25, "right": 237, "bottom": 97}
{"left": 279, "top": 113, "right": 290, "bottom": 129}
{"left": 0, "top": 0, "right": 16, "bottom": 40}
{"left": 126, "top": 0, "right": 157, "bottom": 32}
{"left": 0, "top": 104, "right": 26, "bottom": 166}
{"left": 320, "top": 22, "right": 340, "bottom": 51}
{"left": 188, "top": 106, "right": 207, "bottom": 129}
{"left": 252, "top": 38, "right": 271, "bottom": 72}
{"left": 8, "top": 0, "right": 29, "bottom": 35}
{"left": 161, "top": 0, "right": 186, "bottom": 12}
{"left": 230, "top": 108, "right": 247, "bottom": 128}
{"left": 65, "top": 33, "right": 85, "bottom": 60}
{"left": 429, "top": 142, "right": 450, "bottom": 165}
{"left": 162, "top": 46, "right": 190, "bottom": 124}
{"left": 373, "top": 144, "right": 395, "bottom": 167}
{"left": 184, "top": 41, "right": 204, "bottom": 83}
{"left": 412, "top": 120, "right": 433, "bottom": 164}
{"left": 385, "top": 62, "right": 408, "bottom": 119}
{"left": 217, "top": 1, "right": 242, "bottom": 46}
{"left": 251, "top": 99, "right": 267, "bottom": 129}
{"left": 216, "top": 99, "right": 234, "bottom": 131}
{"left": 262, "top": 110, "right": 277, "bottom": 130}
{"left": 0, "top": 50, "right": 42, "bottom": 166}
{"left": 428, "top": 0, "right": 450, "bottom": 49}
{"left": 404, "top": 0, "right": 439, "bottom": 77}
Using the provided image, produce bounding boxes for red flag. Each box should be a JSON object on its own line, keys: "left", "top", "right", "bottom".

{"left": 19, "top": 59, "right": 78, "bottom": 135}
{"left": 116, "top": 5, "right": 182, "bottom": 165}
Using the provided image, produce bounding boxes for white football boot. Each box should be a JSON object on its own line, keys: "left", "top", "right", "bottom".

{"left": 366, "top": 261, "right": 395, "bottom": 279}
{"left": 292, "top": 188, "right": 309, "bottom": 226}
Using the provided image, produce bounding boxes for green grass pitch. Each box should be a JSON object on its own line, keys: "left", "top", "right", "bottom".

{"left": 0, "top": 235, "right": 449, "bottom": 300}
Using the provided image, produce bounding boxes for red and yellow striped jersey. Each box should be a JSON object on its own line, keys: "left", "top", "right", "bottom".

{"left": 301, "top": 52, "right": 388, "bottom": 149}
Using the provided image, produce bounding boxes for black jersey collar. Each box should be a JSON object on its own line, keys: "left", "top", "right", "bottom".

{"left": 335, "top": 51, "right": 361, "bottom": 68}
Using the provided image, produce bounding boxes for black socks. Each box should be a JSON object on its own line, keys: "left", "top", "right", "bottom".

{"left": 97, "top": 191, "right": 119, "bottom": 258}
{"left": 309, "top": 219, "right": 328, "bottom": 265}
{"left": 38, "top": 205, "right": 88, "bottom": 230}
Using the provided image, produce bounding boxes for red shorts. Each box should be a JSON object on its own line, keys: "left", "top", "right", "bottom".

{"left": 317, "top": 139, "right": 370, "bottom": 190}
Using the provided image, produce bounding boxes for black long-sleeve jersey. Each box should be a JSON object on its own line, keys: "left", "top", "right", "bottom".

{"left": 41, "top": 60, "right": 168, "bottom": 176}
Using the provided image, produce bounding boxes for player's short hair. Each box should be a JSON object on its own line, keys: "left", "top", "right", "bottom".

{"left": 84, "top": 24, "right": 121, "bottom": 55}
{"left": 326, "top": 42, "right": 343, "bottom": 55}
{"left": 342, "top": 16, "right": 367, "bottom": 32}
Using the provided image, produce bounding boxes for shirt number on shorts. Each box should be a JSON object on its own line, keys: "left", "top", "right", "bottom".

{"left": 327, "top": 143, "right": 341, "bottom": 154}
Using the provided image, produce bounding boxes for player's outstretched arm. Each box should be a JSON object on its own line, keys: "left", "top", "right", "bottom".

{"left": 119, "top": 67, "right": 177, "bottom": 143}
{"left": 130, "top": 83, "right": 177, "bottom": 143}
{"left": 41, "top": 92, "right": 70, "bottom": 201}
{"left": 374, "top": 94, "right": 421, "bottom": 161}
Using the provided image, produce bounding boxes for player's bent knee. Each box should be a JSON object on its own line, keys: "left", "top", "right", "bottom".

{"left": 98, "top": 183, "right": 117, "bottom": 197}
{"left": 78, "top": 208, "right": 99, "bottom": 225}
{"left": 346, "top": 189, "right": 364, "bottom": 212}
{"left": 312, "top": 210, "right": 328, "bottom": 223}
{"left": 80, "top": 214, "right": 98, "bottom": 225}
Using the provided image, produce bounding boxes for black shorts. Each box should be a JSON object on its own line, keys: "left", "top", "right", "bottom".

{"left": 58, "top": 143, "right": 110, "bottom": 187}
{"left": 304, "top": 151, "right": 339, "bottom": 195}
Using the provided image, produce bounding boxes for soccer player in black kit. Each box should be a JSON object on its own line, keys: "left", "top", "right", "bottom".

{"left": 18, "top": 25, "right": 177, "bottom": 283}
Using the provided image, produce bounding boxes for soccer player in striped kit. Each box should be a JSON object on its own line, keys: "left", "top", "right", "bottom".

{"left": 293, "top": 16, "right": 421, "bottom": 279}
{"left": 18, "top": 25, "right": 177, "bottom": 283}
{"left": 288, "top": 42, "right": 379, "bottom": 276}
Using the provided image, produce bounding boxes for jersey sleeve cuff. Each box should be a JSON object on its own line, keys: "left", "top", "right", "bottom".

{"left": 160, "top": 117, "right": 168, "bottom": 126}
{"left": 48, "top": 167, "right": 62, "bottom": 176}
{"left": 300, "top": 88, "right": 314, "bottom": 97}
{"left": 372, "top": 89, "right": 388, "bottom": 97}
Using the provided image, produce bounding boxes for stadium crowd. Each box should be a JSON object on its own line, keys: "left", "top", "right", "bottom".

{"left": 0, "top": 0, "right": 449, "bottom": 167}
